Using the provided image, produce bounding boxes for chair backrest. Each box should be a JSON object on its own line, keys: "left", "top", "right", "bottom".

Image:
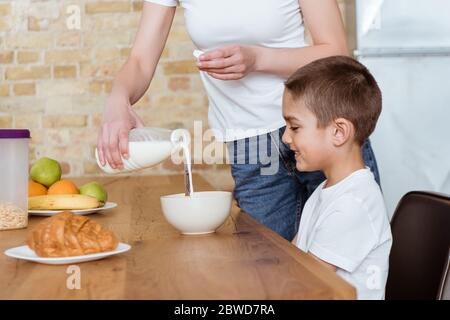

{"left": 386, "top": 191, "right": 450, "bottom": 300}
{"left": 437, "top": 249, "right": 450, "bottom": 300}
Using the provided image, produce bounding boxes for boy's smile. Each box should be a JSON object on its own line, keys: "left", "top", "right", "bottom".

{"left": 281, "top": 90, "right": 332, "bottom": 172}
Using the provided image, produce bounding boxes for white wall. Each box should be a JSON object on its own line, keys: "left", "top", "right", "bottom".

{"left": 360, "top": 55, "right": 450, "bottom": 217}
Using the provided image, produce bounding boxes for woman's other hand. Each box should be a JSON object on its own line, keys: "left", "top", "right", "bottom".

{"left": 197, "top": 45, "right": 259, "bottom": 80}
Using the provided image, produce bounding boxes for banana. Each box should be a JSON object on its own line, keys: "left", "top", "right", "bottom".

{"left": 28, "top": 194, "right": 101, "bottom": 210}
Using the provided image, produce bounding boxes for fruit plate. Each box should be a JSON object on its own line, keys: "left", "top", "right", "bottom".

{"left": 28, "top": 201, "right": 118, "bottom": 216}
{"left": 4, "top": 243, "right": 131, "bottom": 265}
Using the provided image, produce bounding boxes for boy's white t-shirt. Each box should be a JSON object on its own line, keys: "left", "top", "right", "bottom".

{"left": 144, "top": 0, "right": 306, "bottom": 141}
{"left": 296, "top": 168, "right": 392, "bottom": 300}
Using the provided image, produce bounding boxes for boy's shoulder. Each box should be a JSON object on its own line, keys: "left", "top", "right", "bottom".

{"left": 320, "top": 169, "right": 390, "bottom": 239}
{"left": 327, "top": 168, "right": 384, "bottom": 211}
{"left": 329, "top": 190, "right": 385, "bottom": 221}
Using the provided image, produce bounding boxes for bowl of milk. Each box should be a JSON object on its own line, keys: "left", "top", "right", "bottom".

{"left": 160, "top": 191, "right": 232, "bottom": 235}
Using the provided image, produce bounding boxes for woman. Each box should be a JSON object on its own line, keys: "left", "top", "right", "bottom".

{"left": 97, "top": 0, "right": 380, "bottom": 240}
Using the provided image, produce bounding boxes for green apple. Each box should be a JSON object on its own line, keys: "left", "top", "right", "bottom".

{"left": 30, "top": 157, "right": 62, "bottom": 187}
{"left": 79, "top": 181, "right": 108, "bottom": 203}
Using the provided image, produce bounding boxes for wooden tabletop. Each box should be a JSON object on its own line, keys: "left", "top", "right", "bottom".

{"left": 0, "top": 174, "right": 355, "bottom": 299}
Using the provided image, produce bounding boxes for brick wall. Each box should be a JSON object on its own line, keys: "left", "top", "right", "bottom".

{"left": 0, "top": 0, "right": 354, "bottom": 191}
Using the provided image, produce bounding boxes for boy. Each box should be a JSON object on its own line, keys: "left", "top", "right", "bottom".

{"left": 282, "top": 56, "right": 392, "bottom": 300}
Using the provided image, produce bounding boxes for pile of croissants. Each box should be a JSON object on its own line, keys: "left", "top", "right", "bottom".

{"left": 27, "top": 212, "right": 118, "bottom": 257}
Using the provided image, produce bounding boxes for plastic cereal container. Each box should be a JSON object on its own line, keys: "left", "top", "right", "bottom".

{"left": 0, "top": 129, "right": 30, "bottom": 230}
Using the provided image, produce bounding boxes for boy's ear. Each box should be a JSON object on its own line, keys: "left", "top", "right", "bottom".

{"left": 330, "top": 118, "right": 354, "bottom": 146}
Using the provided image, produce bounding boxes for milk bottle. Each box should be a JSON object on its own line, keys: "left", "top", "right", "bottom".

{"left": 95, "top": 128, "right": 194, "bottom": 195}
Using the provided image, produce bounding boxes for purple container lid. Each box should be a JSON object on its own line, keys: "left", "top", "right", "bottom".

{"left": 0, "top": 129, "right": 31, "bottom": 139}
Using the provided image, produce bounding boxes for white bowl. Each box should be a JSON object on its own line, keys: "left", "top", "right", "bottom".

{"left": 160, "top": 191, "right": 232, "bottom": 235}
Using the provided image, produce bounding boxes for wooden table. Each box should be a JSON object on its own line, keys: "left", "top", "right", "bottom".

{"left": 0, "top": 175, "right": 355, "bottom": 299}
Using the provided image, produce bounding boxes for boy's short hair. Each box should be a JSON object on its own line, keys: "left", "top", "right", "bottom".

{"left": 284, "top": 55, "right": 382, "bottom": 145}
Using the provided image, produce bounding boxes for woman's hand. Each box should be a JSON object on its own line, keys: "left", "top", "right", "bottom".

{"left": 197, "top": 45, "right": 259, "bottom": 80}
{"left": 96, "top": 2, "right": 175, "bottom": 170}
{"left": 97, "top": 97, "right": 144, "bottom": 169}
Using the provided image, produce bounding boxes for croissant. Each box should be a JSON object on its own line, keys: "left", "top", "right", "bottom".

{"left": 27, "top": 212, "right": 118, "bottom": 257}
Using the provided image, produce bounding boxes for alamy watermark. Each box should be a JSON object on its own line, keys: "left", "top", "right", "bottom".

{"left": 170, "top": 121, "right": 281, "bottom": 176}
{"left": 66, "top": 265, "right": 81, "bottom": 290}
{"left": 66, "top": 5, "right": 81, "bottom": 30}
{"left": 366, "top": 265, "right": 382, "bottom": 290}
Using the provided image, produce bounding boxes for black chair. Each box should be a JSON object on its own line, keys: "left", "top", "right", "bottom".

{"left": 386, "top": 191, "right": 450, "bottom": 300}
{"left": 437, "top": 248, "right": 450, "bottom": 300}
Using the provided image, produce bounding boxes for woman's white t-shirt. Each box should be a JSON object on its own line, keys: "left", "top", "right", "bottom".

{"left": 296, "top": 168, "right": 392, "bottom": 300}
{"left": 144, "top": 0, "right": 306, "bottom": 141}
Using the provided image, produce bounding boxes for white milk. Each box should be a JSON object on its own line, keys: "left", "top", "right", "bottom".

{"left": 95, "top": 140, "right": 174, "bottom": 174}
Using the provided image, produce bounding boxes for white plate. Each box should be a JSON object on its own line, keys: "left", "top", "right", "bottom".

{"left": 28, "top": 201, "right": 118, "bottom": 216}
{"left": 4, "top": 243, "right": 131, "bottom": 265}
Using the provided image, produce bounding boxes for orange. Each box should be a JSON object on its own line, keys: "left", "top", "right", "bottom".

{"left": 28, "top": 180, "right": 47, "bottom": 197}
{"left": 47, "top": 179, "right": 79, "bottom": 195}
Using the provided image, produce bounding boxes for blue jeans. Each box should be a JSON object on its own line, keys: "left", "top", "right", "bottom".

{"left": 227, "top": 126, "right": 381, "bottom": 241}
